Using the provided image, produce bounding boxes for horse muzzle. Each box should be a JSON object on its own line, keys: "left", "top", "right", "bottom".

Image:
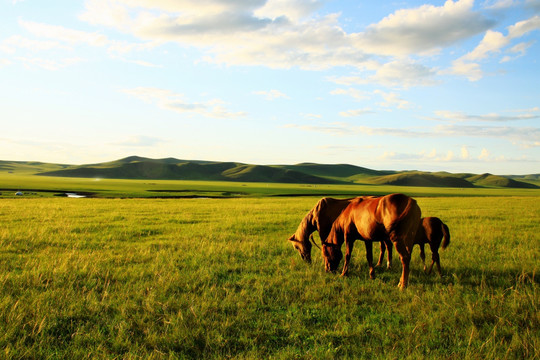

{"left": 301, "top": 252, "right": 312, "bottom": 263}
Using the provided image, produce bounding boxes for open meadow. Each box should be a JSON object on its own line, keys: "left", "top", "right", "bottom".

{"left": 1, "top": 194, "right": 539, "bottom": 359}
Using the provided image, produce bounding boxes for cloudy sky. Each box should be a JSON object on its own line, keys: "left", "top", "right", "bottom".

{"left": 1, "top": 0, "right": 539, "bottom": 174}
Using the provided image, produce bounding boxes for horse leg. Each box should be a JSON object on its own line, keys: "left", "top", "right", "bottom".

{"left": 364, "top": 241, "right": 375, "bottom": 279}
{"left": 376, "top": 241, "right": 385, "bottom": 267}
{"left": 340, "top": 238, "right": 355, "bottom": 277}
{"left": 419, "top": 243, "right": 426, "bottom": 273}
{"left": 385, "top": 238, "right": 393, "bottom": 269}
{"left": 430, "top": 250, "right": 441, "bottom": 276}
{"left": 393, "top": 239, "right": 411, "bottom": 290}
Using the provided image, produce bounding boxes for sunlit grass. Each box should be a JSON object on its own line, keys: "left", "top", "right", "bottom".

{"left": 2, "top": 173, "right": 539, "bottom": 199}
{"left": 0, "top": 196, "right": 538, "bottom": 359}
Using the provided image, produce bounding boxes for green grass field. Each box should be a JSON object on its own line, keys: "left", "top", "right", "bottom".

{"left": 2, "top": 174, "right": 539, "bottom": 199}
{"left": 1, "top": 194, "right": 538, "bottom": 359}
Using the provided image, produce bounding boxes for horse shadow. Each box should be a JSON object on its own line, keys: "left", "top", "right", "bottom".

{"left": 344, "top": 260, "right": 537, "bottom": 290}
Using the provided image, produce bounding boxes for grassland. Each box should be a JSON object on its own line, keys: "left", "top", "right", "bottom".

{"left": 1, "top": 194, "right": 538, "bottom": 359}
{"left": 2, "top": 157, "right": 538, "bottom": 190}
{"left": 2, "top": 173, "right": 540, "bottom": 199}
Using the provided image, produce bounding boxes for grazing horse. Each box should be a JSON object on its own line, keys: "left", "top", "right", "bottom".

{"left": 416, "top": 217, "right": 451, "bottom": 276}
{"left": 376, "top": 217, "right": 451, "bottom": 276}
{"left": 322, "top": 193, "right": 421, "bottom": 290}
{"left": 288, "top": 196, "right": 392, "bottom": 265}
{"left": 288, "top": 197, "right": 354, "bottom": 263}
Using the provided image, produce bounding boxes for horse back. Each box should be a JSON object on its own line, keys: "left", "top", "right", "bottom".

{"left": 422, "top": 217, "right": 443, "bottom": 241}
{"left": 376, "top": 194, "right": 420, "bottom": 228}
{"left": 346, "top": 197, "right": 385, "bottom": 240}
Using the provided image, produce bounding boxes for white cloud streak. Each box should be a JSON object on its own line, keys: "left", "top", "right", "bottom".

{"left": 431, "top": 110, "right": 540, "bottom": 122}
{"left": 123, "top": 87, "right": 247, "bottom": 119}
{"left": 447, "top": 15, "right": 540, "bottom": 80}
{"left": 357, "top": 0, "right": 494, "bottom": 56}
{"left": 284, "top": 120, "right": 540, "bottom": 148}
{"left": 19, "top": 19, "right": 108, "bottom": 46}
{"left": 253, "top": 89, "right": 290, "bottom": 100}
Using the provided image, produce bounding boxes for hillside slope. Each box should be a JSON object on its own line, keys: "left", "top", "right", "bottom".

{"left": 370, "top": 172, "right": 475, "bottom": 188}
{"left": 36, "top": 158, "right": 333, "bottom": 184}
{"left": 11, "top": 156, "right": 539, "bottom": 188}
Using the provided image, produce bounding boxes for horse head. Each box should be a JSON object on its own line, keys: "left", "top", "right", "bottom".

{"left": 321, "top": 242, "right": 342, "bottom": 272}
{"left": 288, "top": 234, "right": 313, "bottom": 263}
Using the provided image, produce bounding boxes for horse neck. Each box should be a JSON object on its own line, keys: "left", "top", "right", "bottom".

{"left": 326, "top": 223, "right": 344, "bottom": 247}
{"left": 295, "top": 212, "right": 316, "bottom": 243}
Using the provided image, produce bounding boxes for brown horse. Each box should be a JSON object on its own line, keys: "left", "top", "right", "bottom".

{"left": 416, "top": 217, "right": 451, "bottom": 275}
{"left": 288, "top": 197, "right": 354, "bottom": 263}
{"left": 376, "top": 217, "right": 451, "bottom": 276}
{"left": 322, "top": 193, "right": 421, "bottom": 289}
{"left": 288, "top": 196, "right": 392, "bottom": 265}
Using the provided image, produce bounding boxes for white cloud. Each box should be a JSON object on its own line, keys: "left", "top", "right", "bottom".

{"left": 434, "top": 124, "right": 540, "bottom": 146}
{"left": 329, "top": 60, "right": 439, "bottom": 88}
{"left": 77, "top": 0, "right": 494, "bottom": 74}
{"left": 19, "top": 19, "right": 108, "bottom": 46}
{"left": 330, "top": 88, "right": 370, "bottom": 101}
{"left": 378, "top": 149, "right": 455, "bottom": 162}
{"left": 15, "top": 56, "right": 85, "bottom": 70}
{"left": 500, "top": 41, "right": 535, "bottom": 62}
{"left": 254, "top": 0, "right": 322, "bottom": 21}
{"left": 478, "top": 148, "right": 490, "bottom": 160}
{"left": 123, "top": 87, "right": 247, "bottom": 119}
{"left": 253, "top": 89, "right": 290, "bottom": 100}
{"left": 112, "top": 135, "right": 165, "bottom": 147}
{"left": 483, "top": 0, "right": 519, "bottom": 9}
{"left": 443, "top": 59, "right": 483, "bottom": 81}
{"left": 356, "top": 0, "right": 494, "bottom": 56}
{"left": 431, "top": 110, "right": 540, "bottom": 122}
{"left": 374, "top": 90, "right": 412, "bottom": 109}
{"left": 1, "top": 35, "right": 68, "bottom": 53}
{"left": 302, "top": 113, "right": 322, "bottom": 119}
{"left": 448, "top": 15, "right": 540, "bottom": 80}
{"left": 462, "top": 30, "right": 508, "bottom": 61}
{"left": 284, "top": 118, "right": 539, "bottom": 148}
{"left": 339, "top": 108, "right": 375, "bottom": 117}
{"left": 461, "top": 145, "right": 470, "bottom": 159}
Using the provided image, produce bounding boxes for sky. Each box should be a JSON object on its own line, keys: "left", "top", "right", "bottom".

{"left": 1, "top": 0, "right": 539, "bottom": 175}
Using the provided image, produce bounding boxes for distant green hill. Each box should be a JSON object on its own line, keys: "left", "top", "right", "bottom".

{"left": 467, "top": 173, "right": 539, "bottom": 189}
{"left": 369, "top": 172, "right": 475, "bottom": 188}
{"left": 35, "top": 157, "right": 334, "bottom": 184}
{"left": 0, "top": 160, "right": 68, "bottom": 175}
{"left": 4, "top": 156, "right": 537, "bottom": 189}
{"left": 278, "top": 163, "right": 393, "bottom": 179}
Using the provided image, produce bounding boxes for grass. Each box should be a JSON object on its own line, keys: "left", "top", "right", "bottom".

{"left": 2, "top": 173, "right": 540, "bottom": 199}
{"left": 0, "top": 195, "right": 538, "bottom": 359}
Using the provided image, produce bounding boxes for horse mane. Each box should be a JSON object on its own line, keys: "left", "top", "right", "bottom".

{"left": 322, "top": 206, "right": 348, "bottom": 247}
{"left": 293, "top": 202, "right": 319, "bottom": 242}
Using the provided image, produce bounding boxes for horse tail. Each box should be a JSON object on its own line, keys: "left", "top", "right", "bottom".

{"left": 441, "top": 222, "right": 450, "bottom": 250}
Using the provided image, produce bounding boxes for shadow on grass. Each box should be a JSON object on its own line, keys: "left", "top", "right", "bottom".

{"left": 330, "top": 259, "right": 538, "bottom": 291}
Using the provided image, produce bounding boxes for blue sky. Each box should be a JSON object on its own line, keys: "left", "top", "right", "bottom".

{"left": 1, "top": 0, "right": 539, "bottom": 174}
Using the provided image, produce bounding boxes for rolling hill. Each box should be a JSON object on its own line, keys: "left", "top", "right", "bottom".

{"left": 2, "top": 156, "right": 538, "bottom": 189}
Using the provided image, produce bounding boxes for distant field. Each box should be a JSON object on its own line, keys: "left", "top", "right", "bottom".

{"left": 1, "top": 157, "right": 538, "bottom": 192}
{"left": 1, "top": 195, "right": 538, "bottom": 359}
{"left": 2, "top": 173, "right": 540, "bottom": 199}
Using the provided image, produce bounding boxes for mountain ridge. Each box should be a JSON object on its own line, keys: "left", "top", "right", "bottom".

{"left": 2, "top": 156, "right": 538, "bottom": 189}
